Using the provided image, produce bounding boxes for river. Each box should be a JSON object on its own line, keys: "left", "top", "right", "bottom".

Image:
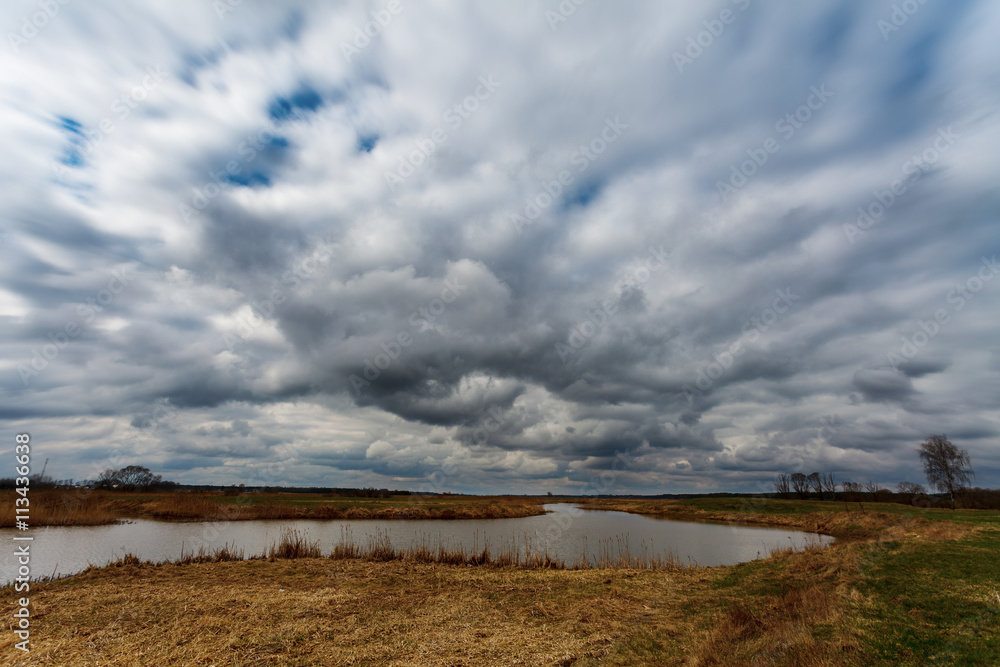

{"left": 0, "top": 504, "right": 833, "bottom": 583}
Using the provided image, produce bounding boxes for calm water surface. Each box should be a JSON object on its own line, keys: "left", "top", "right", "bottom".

{"left": 1, "top": 504, "right": 833, "bottom": 583}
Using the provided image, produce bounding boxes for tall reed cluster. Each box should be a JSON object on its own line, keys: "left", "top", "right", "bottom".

{"left": 107, "top": 527, "right": 682, "bottom": 571}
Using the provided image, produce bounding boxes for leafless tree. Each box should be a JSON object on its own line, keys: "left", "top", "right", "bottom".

{"left": 94, "top": 468, "right": 119, "bottom": 490}
{"left": 865, "top": 480, "right": 879, "bottom": 501}
{"left": 919, "top": 435, "right": 974, "bottom": 510}
{"left": 808, "top": 472, "right": 822, "bottom": 499}
{"left": 841, "top": 481, "right": 864, "bottom": 511}
{"left": 116, "top": 465, "right": 161, "bottom": 491}
{"left": 821, "top": 473, "right": 837, "bottom": 499}
{"left": 896, "top": 481, "right": 926, "bottom": 506}
{"left": 790, "top": 473, "right": 809, "bottom": 499}
{"left": 896, "top": 481, "right": 926, "bottom": 495}
{"left": 773, "top": 473, "right": 791, "bottom": 499}
{"left": 93, "top": 465, "right": 162, "bottom": 492}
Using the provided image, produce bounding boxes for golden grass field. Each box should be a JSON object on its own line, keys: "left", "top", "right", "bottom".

{"left": 3, "top": 497, "right": 999, "bottom": 665}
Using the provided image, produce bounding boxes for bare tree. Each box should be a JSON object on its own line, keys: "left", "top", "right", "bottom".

{"left": 117, "top": 465, "right": 161, "bottom": 491}
{"left": 919, "top": 435, "right": 974, "bottom": 510}
{"left": 94, "top": 468, "right": 119, "bottom": 490}
{"left": 865, "top": 480, "right": 879, "bottom": 501}
{"left": 790, "top": 473, "right": 809, "bottom": 499}
{"left": 821, "top": 473, "right": 837, "bottom": 499}
{"left": 841, "top": 481, "right": 864, "bottom": 511}
{"left": 95, "top": 465, "right": 162, "bottom": 492}
{"left": 807, "top": 472, "right": 822, "bottom": 499}
{"left": 773, "top": 473, "right": 791, "bottom": 499}
{"left": 896, "top": 481, "right": 925, "bottom": 495}
{"left": 896, "top": 481, "right": 926, "bottom": 506}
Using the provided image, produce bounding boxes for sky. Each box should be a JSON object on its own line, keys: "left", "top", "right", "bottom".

{"left": 1, "top": 0, "right": 998, "bottom": 495}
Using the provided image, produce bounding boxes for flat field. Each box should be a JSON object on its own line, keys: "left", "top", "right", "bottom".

{"left": 0, "top": 490, "right": 548, "bottom": 526}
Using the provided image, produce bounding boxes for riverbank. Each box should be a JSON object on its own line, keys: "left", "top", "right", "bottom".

{"left": 0, "top": 490, "right": 547, "bottom": 526}
{"left": 576, "top": 496, "right": 1000, "bottom": 540}
{"left": 3, "top": 500, "right": 998, "bottom": 665}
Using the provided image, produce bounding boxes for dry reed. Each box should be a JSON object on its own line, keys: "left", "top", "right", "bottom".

{"left": 0, "top": 489, "right": 549, "bottom": 526}
{"left": 92, "top": 527, "right": 684, "bottom": 572}
{"left": 266, "top": 528, "right": 322, "bottom": 559}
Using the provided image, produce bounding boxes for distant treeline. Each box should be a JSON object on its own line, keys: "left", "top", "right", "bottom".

{"left": 4, "top": 471, "right": 998, "bottom": 509}
{"left": 771, "top": 472, "right": 1000, "bottom": 510}
{"left": 953, "top": 487, "right": 1000, "bottom": 510}
{"left": 0, "top": 475, "right": 412, "bottom": 498}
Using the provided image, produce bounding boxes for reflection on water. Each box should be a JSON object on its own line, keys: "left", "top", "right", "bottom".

{"left": 0, "top": 504, "right": 833, "bottom": 583}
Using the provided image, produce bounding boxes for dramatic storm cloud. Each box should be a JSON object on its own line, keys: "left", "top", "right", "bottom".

{"left": 2, "top": 0, "right": 998, "bottom": 493}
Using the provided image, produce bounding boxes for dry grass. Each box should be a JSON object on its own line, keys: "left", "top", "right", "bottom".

{"left": 176, "top": 542, "right": 245, "bottom": 564}
{"left": 4, "top": 497, "right": 992, "bottom": 664}
{"left": 684, "top": 543, "right": 869, "bottom": 666}
{"left": 0, "top": 490, "right": 548, "bottom": 526}
{"left": 332, "top": 529, "right": 680, "bottom": 570}
{"left": 98, "top": 526, "right": 682, "bottom": 572}
{"left": 1, "top": 557, "right": 707, "bottom": 666}
{"left": 0, "top": 488, "right": 118, "bottom": 526}
{"left": 266, "top": 529, "right": 323, "bottom": 560}
{"left": 693, "top": 585, "right": 842, "bottom": 666}
{"left": 578, "top": 498, "right": 978, "bottom": 542}
{"left": 0, "top": 539, "right": 888, "bottom": 666}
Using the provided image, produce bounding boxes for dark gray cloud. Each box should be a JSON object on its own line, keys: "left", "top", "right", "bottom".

{"left": 852, "top": 369, "right": 915, "bottom": 403}
{"left": 2, "top": 0, "right": 999, "bottom": 492}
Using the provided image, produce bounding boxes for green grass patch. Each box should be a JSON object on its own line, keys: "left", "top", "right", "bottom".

{"left": 851, "top": 529, "right": 1000, "bottom": 666}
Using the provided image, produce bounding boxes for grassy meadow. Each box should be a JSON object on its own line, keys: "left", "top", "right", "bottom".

{"left": 2, "top": 496, "right": 998, "bottom": 665}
